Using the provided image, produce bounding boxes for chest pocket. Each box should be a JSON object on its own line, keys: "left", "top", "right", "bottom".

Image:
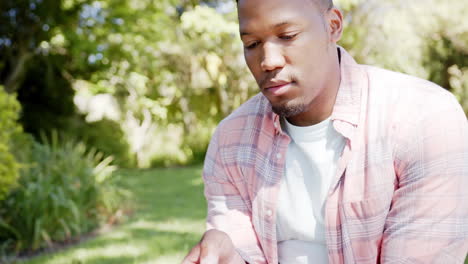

{"left": 340, "top": 196, "right": 392, "bottom": 263}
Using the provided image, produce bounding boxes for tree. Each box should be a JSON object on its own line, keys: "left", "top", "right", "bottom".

{"left": 337, "top": 0, "right": 468, "bottom": 97}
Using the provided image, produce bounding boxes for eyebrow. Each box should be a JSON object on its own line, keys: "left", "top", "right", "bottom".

{"left": 240, "top": 21, "right": 295, "bottom": 37}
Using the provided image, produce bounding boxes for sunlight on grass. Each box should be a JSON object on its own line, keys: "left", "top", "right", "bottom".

{"left": 146, "top": 253, "right": 187, "bottom": 264}
{"left": 129, "top": 219, "right": 205, "bottom": 234}
{"left": 53, "top": 243, "right": 146, "bottom": 263}
{"left": 21, "top": 166, "right": 206, "bottom": 264}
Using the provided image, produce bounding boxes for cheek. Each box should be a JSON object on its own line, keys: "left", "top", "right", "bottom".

{"left": 244, "top": 53, "right": 262, "bottom": 80}
{"left": 291, "top": 47, "right": 329, "bottom": 82}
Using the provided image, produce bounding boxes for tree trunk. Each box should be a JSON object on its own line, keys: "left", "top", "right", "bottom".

{"left": 4, "top": 49, "right": 33, "bottom": 93}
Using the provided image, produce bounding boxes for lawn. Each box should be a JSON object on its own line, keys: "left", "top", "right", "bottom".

{"left": 20, "top": 165, "right": 206, "bottom": 264}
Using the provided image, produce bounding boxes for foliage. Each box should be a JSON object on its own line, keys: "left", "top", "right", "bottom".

{"left": 79, "top": 0, "right": 255, "bottom": 167}
{"left": 0, "top": 85, "right": 22, "bottom": 201}
{"left": 73, "top": 117, "right": 134, "bottom": 168}
{"left": 448, "top": 65, "right": 468, "bottom": 115}
{"left": 16, "top": 55, "right": 77, "bottom": 137}
{"left": 337, "top": 0, "right": 468, "bottom": 104}
{"left": 1, "top": 0, "right": 466, "bottom": 171}
{"left": 0, "top": 0, "right": 96, "bottom": 136}
{"left": 0, "top": 0, "right": 255, "bottom": 167}
{"left": 149, "top": 122, "right": 215, "bottom": 168}
{"left": 0, "top": 132, "right": 125, "bottom": 255}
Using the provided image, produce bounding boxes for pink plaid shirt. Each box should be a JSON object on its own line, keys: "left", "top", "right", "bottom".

{"left": 203, "top": 47, "right": 468, "bottom": 264}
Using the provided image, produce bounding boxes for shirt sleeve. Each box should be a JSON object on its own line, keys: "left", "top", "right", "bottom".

{"left": 383, "top": 92, "right": 468, "bottom": 263}
{"left": 203, "top": 126, "right": 267, "bottom": 264}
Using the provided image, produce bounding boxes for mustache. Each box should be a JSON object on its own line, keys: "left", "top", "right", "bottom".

{"left": 259, "top": 72, "right": 297, "bottom": 88}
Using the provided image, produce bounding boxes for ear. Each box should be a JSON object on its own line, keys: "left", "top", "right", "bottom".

{"left": 326, "top": 8, "right": 343, "bottom": 43}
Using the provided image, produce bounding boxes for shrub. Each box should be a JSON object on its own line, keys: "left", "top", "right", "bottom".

{"left": 149, "top": 123, "right": 214, "bottom": 168}
{"left": 182, "top": 123, "right": 214, "bottom": 165}
{"left": 0, "top": 132, "right": 125, "bottom": 255}
{"left": 0, "top": 86, "right": 22, "bottom": 201}
{"left": 74, "top": 117, "right": 134, "bottom": 168}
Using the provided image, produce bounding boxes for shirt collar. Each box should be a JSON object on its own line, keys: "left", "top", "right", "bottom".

{"left": 271, "top": 46, "right": 365, "bottom": 136}
{"left": 330, "top": 46, "right": 364, "bottom": 126}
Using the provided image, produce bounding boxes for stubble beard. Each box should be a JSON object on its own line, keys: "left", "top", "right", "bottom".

{"left": 271, "top": 97, "right": 307, "bottom": 117}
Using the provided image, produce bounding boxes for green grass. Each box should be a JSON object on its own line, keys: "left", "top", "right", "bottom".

{"left": 20, "top": 165, "right": 206, "bottom": 264}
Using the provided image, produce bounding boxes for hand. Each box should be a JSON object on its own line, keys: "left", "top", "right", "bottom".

{"left": 182, "top": 229, "right": 245, "bottom": 264}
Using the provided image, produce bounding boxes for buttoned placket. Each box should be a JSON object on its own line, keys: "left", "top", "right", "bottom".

{"left": 253, "top": 47, "right": 367, "bottom": 263}
{"left": 264, "top": 112, "right": 358, "bottom": 264}
{"left": 261, "top": 115, "right": 290, "bottom": 264}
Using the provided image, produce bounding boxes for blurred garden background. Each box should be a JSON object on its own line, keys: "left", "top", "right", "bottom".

{"left": 0, "top": 0, "right": 467, "bottom": 263}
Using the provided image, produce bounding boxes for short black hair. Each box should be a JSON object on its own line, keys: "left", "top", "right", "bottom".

{"left": 235, "top": 0, "right": 334, "bottom": 10}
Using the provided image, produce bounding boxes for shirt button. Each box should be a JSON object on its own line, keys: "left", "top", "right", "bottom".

{"left": 276, "top": 153, "right": 282, "bottom": 159}
{"left": 266, "top": 209, "right": 273, "bottom": 217}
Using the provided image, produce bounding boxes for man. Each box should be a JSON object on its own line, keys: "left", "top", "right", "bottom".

{"left": 182, "top": 0, "right": 468, "bottom": 263}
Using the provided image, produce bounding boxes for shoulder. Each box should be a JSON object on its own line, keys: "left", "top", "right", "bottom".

{"left": 363, "top": 67, "right": 468, "bottom": 170}
{"left": 357, "top": 65, "right": 466, "bottom": 158}
{"left": 362, "top": 65, "right": 462, "bottom": 124}
{"left": 365, "top": 66, "right": 456, "bottom": 108}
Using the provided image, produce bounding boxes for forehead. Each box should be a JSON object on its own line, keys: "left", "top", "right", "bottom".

{"left": 238, "top": 0, "right": 320, "bottom": 31}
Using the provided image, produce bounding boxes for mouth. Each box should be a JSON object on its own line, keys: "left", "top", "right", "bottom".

{"left": 264, "top": 81, "right": 294, "bottom": 96}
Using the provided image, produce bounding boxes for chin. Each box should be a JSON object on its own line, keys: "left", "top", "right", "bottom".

{"left": 271, "top": 100, "right": 307, "bottom": 117}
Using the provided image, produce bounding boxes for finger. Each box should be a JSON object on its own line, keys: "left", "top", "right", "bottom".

{"left": 199, "top": 239, "right": 219, "bottom": 264}
{"left": 200, "top": 254, "right": 219, "bottom": 264}
{"left": 181, "top": 243, "right": 201, "bottom": 264}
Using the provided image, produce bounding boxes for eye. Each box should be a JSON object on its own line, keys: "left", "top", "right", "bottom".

{"left": 279, "top": 33, "right": 298, "bottom": 40}
{"left": 245, "top": 41, "right": 260, "bottom": 50}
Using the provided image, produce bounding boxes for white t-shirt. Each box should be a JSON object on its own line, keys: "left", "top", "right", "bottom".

{"left": 276, "top": 117, "right": 346, "bottom": 264}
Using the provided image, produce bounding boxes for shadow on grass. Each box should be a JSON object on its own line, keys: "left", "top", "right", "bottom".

{"left": 69, "top": 256, "right": 136, "bottom": 264}
{"left": 63, "top": 230, "right": 202, "bottom": 264}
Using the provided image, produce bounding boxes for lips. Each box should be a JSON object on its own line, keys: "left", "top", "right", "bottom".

{"left": 264, "top": 80, "right": 293, "bottom": 96}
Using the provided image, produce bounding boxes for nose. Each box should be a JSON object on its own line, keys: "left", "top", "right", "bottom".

{"left": 260, "top": 42, "right": 285, "bottom": 72}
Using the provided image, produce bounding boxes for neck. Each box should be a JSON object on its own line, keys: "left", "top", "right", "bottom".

{"left": 286, "top": 47, "right": 341, "bottom": 127}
